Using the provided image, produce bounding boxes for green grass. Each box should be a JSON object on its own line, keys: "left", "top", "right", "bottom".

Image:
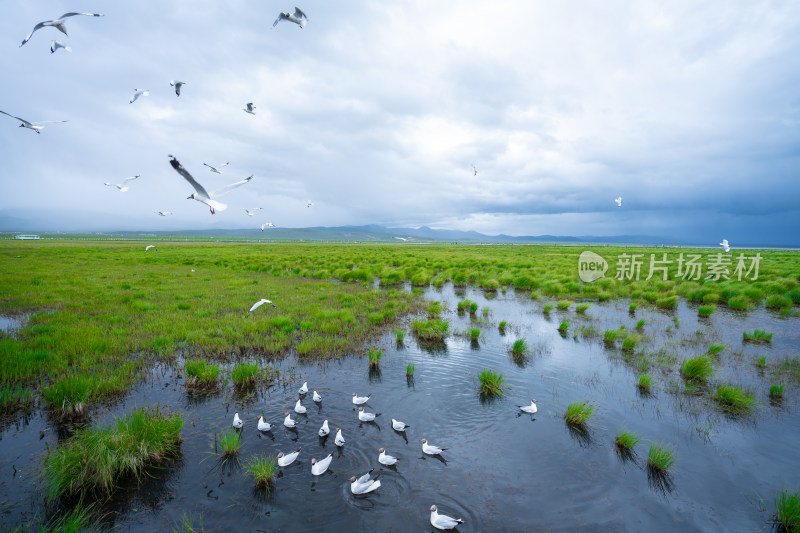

{"left": 498, "top": 320, "right": 507, "bottom": 332}
{"left": 42, "top": 376, "right": 92, "bottom": 417}
{"left": 395, "top": 329, "right": 405, "bottom": 341}
{"left": 770, "top": 383, "right": 784, "bottom": 399}
{"left": 615, "top": 429, "right": 641, "bottom": 450}
{"left": 427, "top": 301, "right": 442, "bottom": 318}
{"left": 756, "top": 355, "right": 767, "bottom": 369}
{"left": 468, "top": 328, "right": 481, "bottom": 341}
{"left": 411, "top": 318, "right": 449, "bottom": 341}
{"left": 775, "top": 489, "right": 800, "bottom": 532}
{"left": 564, "top": 401, "right": 594, "bottom": 427}
{"left": 698, "top": 304, "right": 716, "bottom": 317}
{"left": 231, "top": 362, "right": 259, "bottom": 390}
{"left": 604, "top": 329, "right": 620, "bottom": 344}
{"left": 766, "top": 294, "right": 792, "bottom": 310}
{"left": 707, "top": 344, "right": 725, "bottom": 356}
{"left": 185, "top": 358, "right": 220, "bottom": 388}
{"left": 512, "top": 338, "right": 528, "bottom": 355}
{"left": 576, "top": 303, "right": 591, "bottom": 314}
{"left": 647, "top": 442, "right": 676, "bottom": 472}
{"left": 218, "top": 428, "right": 241, "bottom": 457}
{"left": 43, "top": 406, "right": 182, "bottom": 500}
{"left": 714, "top": 384, "right": 757, "bottom": 413}
{"left": 680, "top": 356, "right": 713, "bottom": 382}
{"left": 245, "top": 454, "right": 277, "bottom": 489}
{"left": 456, "top": 299, "right": 472, "bottom": 313}
{"left": 406, "top": 362, "right": 415, "bottom": 377}
{"left": 636, "top": 319, "right": 646, "bottom": 329}
{"left": 558, "top": 321, "right": 570, "bottom": 333}
{"left": 173, "top": 513, "right": 206, "bottom": 533}
{"left": 777, "top": 356, "right": 800, "bottom": 383}
{"left": 556, "top": 300, "right": 572, "bottom": 310}
{"left": 743, "top": 329, "right": 773, "bottom": 343}
{"left": 10, "top": 504, "right": 103, "bottom": 533}
{"left": 368, "top": 348, "right": 382, "bottom": 369}
{"left": 478, "top": 369, "right": 505, "bottom": 397}
{"left": 543, "top": 303, "right": 554, "bottom": 313}
{"left": 621, "top": 335, "right": 641, "bottom": 351}
{"left": 637, "top": 373, "right": 653, "bottom": 392}
{"left": 629, "top": 303, "right": 638, "bottom": 313}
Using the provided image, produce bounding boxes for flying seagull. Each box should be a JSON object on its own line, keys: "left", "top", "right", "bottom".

{"left": 306, "top": 200, "right": 314, "bottom": 208}
{"left": 154, "top": 211, "right": 172, "bottom": 216}
{"left": 169, "top": 80, "right": 186, "bottom": 97}
{"left": 615, "top": 196, "right": 622, "bottom": 208}
{"left": 168, "top": 155, "right": 252, "bottom": 214}
{"left": 720, "top": 239, "right": 730, "bottom": 253}
{"left": 0, "top": 110, "right": 67, "bottom": 134}
{"left": 50, "top": 40, "right": 71, "bottom": 54}
{"left": 249, "top": 299, "right": 277, "bottom": 312}
{"left": 20, "top": 12, "right": 104, "bottom": 47}
{"left": 145, "top": 245, "right": 157, "bottom": 252}
{"left": 103, "top": 175, "right": 140, "bottom": 192}
{"left": 203, "top": 162, "right": 229, "bottom": 174}
{"left": 243, "top": 207, "right": 263, "bottom": 216}
{"left": 243, "top": 103, "right": 256, "bottom": 115}
{"left": 472, "top": 163, "right": 477, "bottom": 176}
{"left": 273, "top": 7, "right": 308, "bottom": 28}
{"left": 130, "top": 89, "right": 149, "bottom": 104}
{"left": 261, "top": 222, "right": 275, "bottom": 231}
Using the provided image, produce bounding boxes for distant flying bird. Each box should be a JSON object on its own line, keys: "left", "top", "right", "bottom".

{"left": 243, "top": 207, "right": 262, "bottom": 216}
{"left": 154, "top": 211, "right": 172, "bottom": 216}
{"left": 169, "top": 80, "right": 186, "bottom": 97}
{"left": 720, "top": 239, "right": 730, "bottom": 253}
{"left": 203, "top": 162, "right": 229, "bottom": 174}
{"left": 20, "top": 12, "right": 104, "bottom": 47}
{"left": 394, "top": 237, "right": 408, "bottom": 242}
{"left": 103, "top": 175, "right": 140, "bottom": 192}
{"left": 429, "top": 505, "right": 464, "bottom": 531}
{"left": 145, "top": 245, "right": 157, "bottom": 252}
{"left": 249, "top": 299, "right": 277, "bottom": 312}
{"left": 273, "top": 7, "right": 308, "bottom": 28}
{"left": 472, "top": 163, "right": 477, "bottom": 176}
{"left": 243, "top": 103, "right": 256, "bottom": 115}
{"left": 306, "top": 200, "right": 314, "bottom": 208}
{"left": 168, "top": 155, "right": 253, "bottom": 214}
{"left": 261, "top": 222, "right": 275, "bottom": 231}
{"left": 130, "top": 89, "right": 149, "bottom": 104}
{"left": 50, "top": 40, "right": 71, "bottom": 53}
{"left": 0, "top": 110, "right": 67, "bottom": 134}
{"left": 615, "top": 196, "right": 622, "bottom": 208}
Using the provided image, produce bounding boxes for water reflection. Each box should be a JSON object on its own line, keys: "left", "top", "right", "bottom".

{"left": 368, "top": 367, "right": 382, "bottom": 384}
{"left": 646, "top": 467, "right": 675, "bottom": 496}
{"left": 566, "top": 425, "right": 594, "bottom": 448}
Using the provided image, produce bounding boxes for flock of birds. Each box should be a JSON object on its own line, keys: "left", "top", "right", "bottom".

{"left": 225, "top": 379, "right": 511, "bottom": 530}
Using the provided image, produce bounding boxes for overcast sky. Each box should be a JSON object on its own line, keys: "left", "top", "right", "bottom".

{"left": 2, "top": 1, "right": 799, "bottom": 244}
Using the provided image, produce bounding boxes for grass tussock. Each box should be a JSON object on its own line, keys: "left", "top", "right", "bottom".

{"left": 245, "top": 454, "right": 277, "bottom": 489}
{"left": 774, "top": 490, "right": 800, "bottom": 532}
{"left": 498, "top": 320, "right": 507, "bottom": 333}
{"left": 185, "top": 358, "right": 220, "bottom": 389}
{"left": 395, "top": 330, "right": 406, "bottom": 342}
{"left": 743, "top": 329, "right": 773, "bottom": 343}
{"left": 42, "top": 376, "right": 92, "bottom": 418}
{"left": 231, "top": 363, "right": 259, "bottom": 390}
{"left": 543, "top": 303, "right": 554, "bottom": 314}
{"left": 621, "top": 335, "right": 641, "bottom": 352}
{"left": 406, "top": 362, "right": 415, "bottom": 377}
{"left": 637, "top": 373, "right": 653, "bottom": 392}
{"left": 512, "top": 338, "right": 528, "bottom": 355}
{"left": 615, "top": 429, "right": 641, "bottom": 450}
{"left": 707, "top": 344, "right": 725, "bottom": 356}
{"left": 770, "top": 383, "right": 784, "bottom": 399}
{"left": 368, "top": 348, "right": 382, "bottom": 369}
{"left": 714, "top": 384, "right": 757, "bottom": 413}
{"left": 576, "top": 303, "right": 591, "bottom": 314}
{"left": 478, "top": 369, "right": 505, "bottom": 397}
{"left": 218, "top": 428, "right": 241, "bottom": 457}
{"left": 558, "top": 321, "right": 570, "bottom": 333}
{"left": 698, "top": 304, "right": 716, "bottom": 317}
{"left": 43, "top": 406, "right": 183, "bottom": 500}
{"left": 680, "top": 356, "right": 713, "bottom": 383}
{"left": 564, "top": 401, "right": 594, "bottom": 427}
{"left": 647, "top": 442, "right": 676, "bottom": 473}
{"left": 411, "top": 319, "right": 449, "bottom": 341}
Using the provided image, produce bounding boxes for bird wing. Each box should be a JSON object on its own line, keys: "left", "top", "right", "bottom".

{"left": 0, "top": 110, "right": 33, "bottom": 127}
{"left": 59, "top": 12, "right": 104, "bottom": 19}
{"left": 294, "top": 7, "right": 307, "bottom": 19}
{"left": 249, "top": 299, "right": 266, "bottom": 312}
{"left": 356, "top": 469, "right": 374, "bottom": 484}
{"left": 20, "top": 22, "right": 48, "bottom": 47}
{"left": 121, "top": 175, "right": 140, "bottom": 184}
{"left": 210, "top": 175, "right": 252, "bottom": 198}
{"left": 169, "top": 157, "right": 211, "bottom": 198}
{"left": 273, "top": 13, "right": 289, "bottom": 26}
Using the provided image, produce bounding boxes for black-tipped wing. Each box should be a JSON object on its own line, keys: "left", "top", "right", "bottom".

{"left": 20, "top": 22, "right": 47, "bottom": 47}
{"left": 210, "top": 175, "right": 252, "bottom": 198}
{"left": 273, "top": 13, "right": 288, "bottom": 27}
{"left": 0, "top": 110, "right": 33, "bottom": 127}
{"left": 294, "top": 7, "right": 307, "bottom": 19}
{"left": 58, "top": 12, "right": 104, "bottom": 19}
{"left": 169, "top": 157, "right": 210, "bottom": 198}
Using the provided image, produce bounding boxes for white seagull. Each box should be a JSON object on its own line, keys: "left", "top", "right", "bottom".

{"left": 203, "top": 162, "right": 229, "bottom": 174}
{"left": 168, "top": 155, "right": 253, "bottom": 214}
{"left": 0, "top": 110, "right": 67, "bottom": 134}
{"left": 50, "top": 40, "right": 71, "bottom": 53}
{"left": 243, "top": 103, "right": 256, "bottom": 115}
{"left": 129, "top": 89, "right": 149, "bottom": 104}
{"left": 261, "top": 222, "right": 275, "bottom": 231}
{"left": 298, "top": 382, "right": 308, "bottom": 394}
{"left": 243, "top": 207, "right": 262, "bottom": 216}
{"left": 334, "top": 428, "right": 345, "bottom": 446}
{"left": 277, "top": 449, "right": 300, "bottom": 467}
{"left": 420, "top": 438, "right": 447, "bottom": 455}
{"left": 615, "top": 196, "right": 622, "bottom": 208}
{"left": 273, "top": 7, "right": 308, "bottom": 29}
{"left": 104, "top": 175, "right": 140, "bottom": 192}
{"left": 357, "top": 407, "right": 380, "bottom": 422}
{"left": 430, "top": 505, "right": 464, "bottom": 530}
{"left": 519, "top": 399, "right": 538, "bottom": 414}
{"left": 311, "top": 453, "right": 332, "bottom": 476}
{"left": 306, "top": 200, "right": 314, "bottom": 208}
{"left": 20, "top": 12, "right": 104, "bottom": 47}
{"left": 391, "top": 419, "right": 410, "bottom": 432}
{"left": 720, "top": 239, "right": 730, "bottom": 253}
{"left": 232, "top": 413, "right": 243, "bottom": 429}
{"left": 154, "top": 211, "right": 172, "bottom": 216}
{"left": 378, "top": 448, "right": 397, "bottom": 466}
{"left": 169, "top": 80, "right": 186, "bottom": 97}
{"left": 352, "top": 393, "right": 370, "bottom": 405}
{"left": 318, "top": 419, "right": 329, "bottom": 437}
{"left": 312, "top": 390, "right": 322, "bottom": 403}
{"left": 249, "top": 299, "right": 277, "bottom": 312}
{"left": 283, "top": 412, "right": 296, "bottom": 428}
{"left": 145, "top": 245, "right": 157, "bottom": 252}
{"left": 348, "top": 470, "right": 381, "bottom": 495}
{"left": 294, "top": 398, "right": 307, "bottom": 414}
{"left": 257, "top": 416, "right": 272, "bottom": 431}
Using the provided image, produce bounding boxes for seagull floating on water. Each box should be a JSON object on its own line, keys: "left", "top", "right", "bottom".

{"left": 249, "top": 299, "right": 277, "bottom": 312}
{"left": 169, "top": 80, "right": 186, "bottom": 97}
{"left": 104, "top": 175, "right": 140, "bottom": 192}
{"left": 298, "top": 381, "right": 308, "bottom": 394}
{"left": 203, "top": 162, "right": 229, "bottom": 174}
{"left": 145, "top": 245, "right": 157, "bottom": 252}
{"left": 334, "top": 428, "right": 345, "bottom": 446}
{"left": 720, "top": 239, "right": 730, "bottom": 253}
{"left": 257, "top": 416, "right": 272, "bottom": 431}
{"left": 358, "top": 407, "right": 380, "bottom": 422}
{"left": 261, "top": 222, "right": 275, "bottom": 231}
{"left": 312, "top": 390, "right": 322, "bottom": 403}
{"left": 430, "top": 505, "right": 464, "bottom": 530}
{"left": 519, "top": 399, "right": 538, "bottom": 414}
{"left": 20, "top": 12, "right": 104, "bottom": 47}
{"left": 154, "top": 211, "right": 172, "bottom": 216}
{"left": 348, "top": 470, "right": 381, "bottom": 494}
{"left": 352, "top": 393, "right": 370, "bottom": 405}
{"left": 311, "top": 453, "right": 332, "bottom": 475}
{"left": 283, "top": 412, "right": 296, "bottom": 428}
{"left": 294, "top": 398, "right": 307, "bottom": 414}
{"left": 615, "top": 196, "right": 622, "bottom": 208}
{"left": 169, "top": 155, "right": 253, "bottom": 214}
{"left": 273, "top": 7, "right": 308, "bottom": 29}
{"left": 243, "top": 207, "right": 262, "bottom": 216}
{"left": 232, "top": 413, "right": 243, "bottom": 429}
{"left": 318, "top": 419, "right": 329, "bottom": 437}
{"left": 378, "top": 448, "right": 397, "bottom": 465}
{"left": 420, "top": 438, "right": 446, "bottom": 455}
{"left": 129, "top": 89, "right": 149, "bottom": 104}
{"left": 0, "top": 110, "right": 67, "bottom": 134}
{"left": 391, "top": 419, "right": 410, "bottom": 431}
{"left": 277, "top": 449, "right": 300, "bottom": 467}
{"left": 50, "top": 40, "right": 71, "bottom": 53}
{"left": 243, "top": 103, "right": 256, "bottom": 115}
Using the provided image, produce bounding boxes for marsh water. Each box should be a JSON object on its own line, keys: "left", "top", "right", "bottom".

{"left": 1, "top": 283, "right": 799, "bottom": 531}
